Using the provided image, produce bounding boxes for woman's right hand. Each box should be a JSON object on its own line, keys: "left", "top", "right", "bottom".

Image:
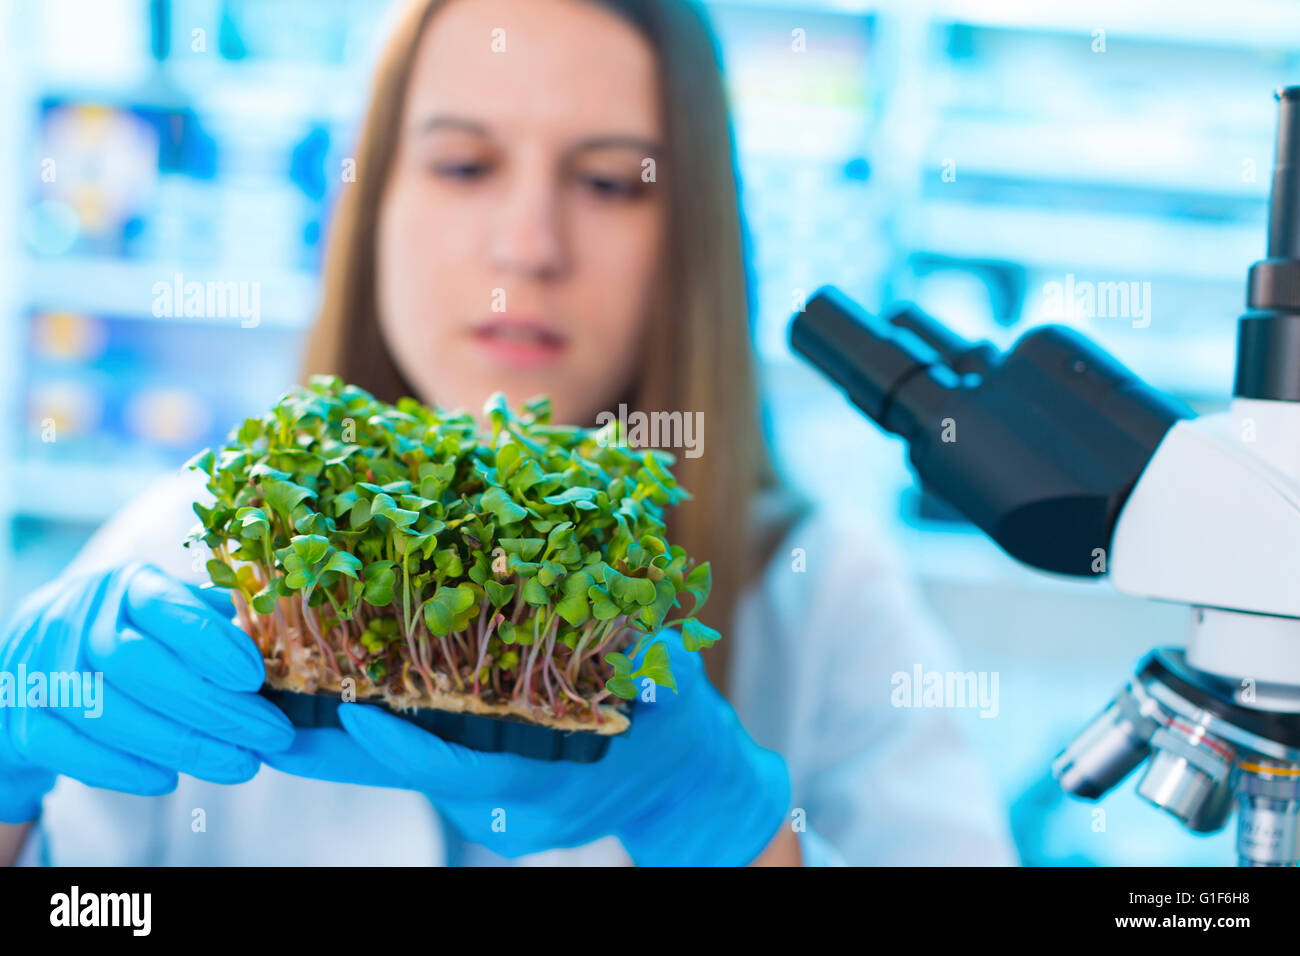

{"left": 0, "top": 562, "right": 294, "bottom": 823}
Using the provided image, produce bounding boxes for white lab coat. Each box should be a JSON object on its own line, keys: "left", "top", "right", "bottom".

{"left": 16, "top": 469, "right": 1016, "bottom": 866}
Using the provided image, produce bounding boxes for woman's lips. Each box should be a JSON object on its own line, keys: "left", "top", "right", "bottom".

{"left": 468, "top": 317, "right": 569, "bottom": 370}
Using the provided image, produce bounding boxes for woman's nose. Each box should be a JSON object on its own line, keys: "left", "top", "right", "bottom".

{"left": 489, "top": 170, "right": 568, "bottom": 281}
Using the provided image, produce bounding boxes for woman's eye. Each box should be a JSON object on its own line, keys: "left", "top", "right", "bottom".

{"left": 579, "top": 174, "right": 641, "bottom": 200}
{"left": 430, "top": 161, "right": 491, "bottom": 180}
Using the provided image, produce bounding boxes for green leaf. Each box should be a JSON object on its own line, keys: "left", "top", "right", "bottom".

{"left": 562, "top": 569, "right": 594, "bottom": 595}
{"left": 684, "top": 561, "right": 711, "bottom": 614}
{"left": 292, "top": 504, "right": 330, "bottom": 536}
{"left": 682, "top": 617, "right": 720, "bottom": 652}
{"left": 284, "top": 568, "right": 317, "bottom": 591}
{"left": 424, "top": 584, "right": 478, "bottom": 636}
{"left": 433, "top": 547, "right": 464, "bottom": 578}
{"left": 605, "top": 676, "right": 637, "bottom": 699}
{"left": 362, "top": 561, "right": 397, "bottom": 606}
{"left": 604, "top": 651, "right": 633, "bottom": 675}
{"left": 418, "top": 461, "right": 456, "bottom": 499}
{"left": 185, "top": 449, "right": 216, "bottom": 476}
{"left": 556, "top": 590, "right": 590, "bottom": 626}
{"left": 322, "top": 550, "right": 362, "bottom": 580}
{"left": 631, "top": 641, "right": 677, "bottom": 693}
{"left": 500, "top": 537, "right": 544, "bottom": 561}
{"left": 587, "top": 585, "right": 620, "bottom": 621}
{"left": 507, "top": 458, "right": 545, "bottom": 493}
{"left": 604, "top": 566, "right": 656, "bottom": 607}
{"left": 369, "top": 492, "right": 419, "bottom": 528}
{"left": 638, "top": 577, "right": 677, "bottom": 631}
{"left": 484, "top": 580, "right": 516, "bottom": 608}
{"left": 291, "top": 534, "right": 331, "bottom": 566}
{"left": 542, "top": 487, "right": 598, "bottom": 509}
{"left": 480, "top": 486, "right": 528, "bottom": 525}
{"left": 544, "top": 521, "right": 575, "bottom": 555}
{"left": 349, "top": 497, "right": 373, "bottom": 529}
{"left": 252, "top": 586, "right": 278, "bottom": 615}
{"left": 508, "top": 557, "right": 540, "bottom": 577}
{"left": 522, "top": 577, "right": 550, "bottom": 606}
{"left": 236, "top": 507, "right": 270, "bottom": 540}
{"left": 494, "top": 442, "right": 521, "bottom": 476}
{"left": 260, "top": 476, "right": 316, "bottom": 518}
{"left": 468, "top": 551, "right": 491, "bottom": 585}
{"left": 205, "top": 559, "right": 238, "bottom": 588}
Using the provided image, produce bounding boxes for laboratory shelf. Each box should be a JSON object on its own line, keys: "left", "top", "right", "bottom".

{"left": 708, "top": 0, "right": 1300, "bottom": 53}
{"left": 913, "top": 202, "right": 1263, "bottom": 281}
{"left": 23, "top": 255, "right": 318, "bottom": 328}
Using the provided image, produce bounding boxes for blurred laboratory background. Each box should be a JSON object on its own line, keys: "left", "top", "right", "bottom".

{"left": 3, "top": 0, "right": 1297, "bottom": 865}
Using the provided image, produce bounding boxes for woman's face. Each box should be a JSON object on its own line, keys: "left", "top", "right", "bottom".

{"left": 376, "top": 0, "right": 666, "bottom": 426}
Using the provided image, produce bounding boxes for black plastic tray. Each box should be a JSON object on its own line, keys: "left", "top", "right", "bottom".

{"left": 260, "top": 685, "right": 626, "bottom": 763}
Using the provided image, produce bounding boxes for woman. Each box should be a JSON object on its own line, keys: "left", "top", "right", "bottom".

{"left": 0, "top": 0, "right": 1015, "bottom": 866}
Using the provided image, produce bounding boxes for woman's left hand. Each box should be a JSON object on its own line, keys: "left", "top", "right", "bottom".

{"left": 264, "top": 629, "right": 791, "bottom": 865}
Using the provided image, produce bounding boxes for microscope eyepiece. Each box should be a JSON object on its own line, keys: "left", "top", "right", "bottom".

{"left": 1237, "top": 86, "right": 1300, "bottom": 401}
{"left": 789, "top": 288, "right": 956, "bottom": 424}
{"left": 1267, "top": 86, "right": 1300, "bottom": 262}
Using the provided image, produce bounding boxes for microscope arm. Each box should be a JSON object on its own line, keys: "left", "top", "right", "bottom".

{"left": 1109, "top": 409, "right": 1300, "bottom": 619}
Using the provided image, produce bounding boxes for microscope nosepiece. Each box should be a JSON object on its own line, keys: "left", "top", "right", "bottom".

{"left": 1136, "top": 724, "right": 1235, "bottom": 833}
{"left": 1235, "top": 760, "right": 1300, "bottom": 866}
{"left": 1052, "top": 686, "right": 1160, "bottom": 799}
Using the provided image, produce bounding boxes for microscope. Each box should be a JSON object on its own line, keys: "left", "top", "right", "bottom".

{"left": 790, "top": 88, "right": 1300, "bottom": 867}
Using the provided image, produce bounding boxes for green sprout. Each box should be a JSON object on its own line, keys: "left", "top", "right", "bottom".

{"left": 183, "top": 375, "right": 716, "bottom": 729}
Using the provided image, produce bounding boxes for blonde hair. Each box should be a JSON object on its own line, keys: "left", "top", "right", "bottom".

{"left": 301, "top": 0, "right": 806, "bottom": 694}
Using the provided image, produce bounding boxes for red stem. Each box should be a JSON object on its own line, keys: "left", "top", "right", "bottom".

{"left": 471, "top": 611, "right": 501, "bottom": 696}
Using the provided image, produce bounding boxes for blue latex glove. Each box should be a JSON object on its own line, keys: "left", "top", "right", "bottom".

{"left": 0, "top": 562, "right": 295, "bottom": 823}
{"left": 265, "top": 629, "right": 792, "bottom": 865}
